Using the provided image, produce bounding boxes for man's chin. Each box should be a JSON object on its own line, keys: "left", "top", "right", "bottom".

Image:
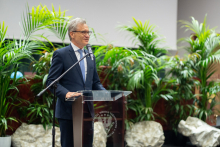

{"left": 84, "top": 42, "right": 89, "bottom": 46}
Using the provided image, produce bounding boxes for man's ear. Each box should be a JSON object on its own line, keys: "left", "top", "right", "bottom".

{"left": 70, "top": 32, "right": 75, "bottom": 40}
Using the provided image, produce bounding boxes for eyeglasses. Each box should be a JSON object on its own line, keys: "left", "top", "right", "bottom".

{"left": 72, "top": 31, "right": 92, "bottom": 36}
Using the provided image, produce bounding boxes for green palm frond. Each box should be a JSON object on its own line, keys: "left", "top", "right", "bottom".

{"left": 21, "top": 4, "right": 68, "bottom": 40}
{"left": 144, "top": 65, "right": 158, "bottom": 83}
{"left": 179, "top": 15, "right": 211, "bottom": 37}
{"left": 127, "top": 70, "right": 144, "bottom": 90}
{"left": 0, "top": 21, "right": 8, "bottom": 47}
{"left": 119, "top": 17, "right": 167, "bottom": 57}
{"left": 47, "top": 4, "right": 72, "bottom": 43}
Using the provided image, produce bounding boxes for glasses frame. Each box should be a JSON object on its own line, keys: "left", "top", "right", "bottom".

{"left": 72, "top": 31, "right": 92, "bottom": 36}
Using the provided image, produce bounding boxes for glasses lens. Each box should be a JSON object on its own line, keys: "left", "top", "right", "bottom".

{"left": 80, "top": 31, "right": 92, "bottom": 35}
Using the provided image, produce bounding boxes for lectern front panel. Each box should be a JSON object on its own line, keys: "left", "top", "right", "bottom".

{"left": 69, "top": 90, "right": 131, "bottom": 147}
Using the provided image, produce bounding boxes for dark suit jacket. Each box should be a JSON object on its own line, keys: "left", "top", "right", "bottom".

{"left": 46, "top": 44, "right": 105, "bottom": 120}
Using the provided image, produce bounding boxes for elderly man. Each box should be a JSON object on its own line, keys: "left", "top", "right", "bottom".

{"left": 46, "top": 18, "right": 105, "bottom": 147}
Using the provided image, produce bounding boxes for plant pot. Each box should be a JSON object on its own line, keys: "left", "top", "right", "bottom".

{"left": 0, "top": 136, "right": 11, "bottom": 147}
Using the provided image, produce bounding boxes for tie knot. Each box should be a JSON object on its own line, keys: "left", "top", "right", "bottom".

{"left": 78, "top": 49, "right": 83, "bottom": 54}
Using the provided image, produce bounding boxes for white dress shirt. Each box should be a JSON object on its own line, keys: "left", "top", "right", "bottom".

{"left": 71, "top": 42, "right": 87, "bottom": 81}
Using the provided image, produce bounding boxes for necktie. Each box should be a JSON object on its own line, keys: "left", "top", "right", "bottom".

{"left": 78, "top": 49, "right": 85, "bottom": 82}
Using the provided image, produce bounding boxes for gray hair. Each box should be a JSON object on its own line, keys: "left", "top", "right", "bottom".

{"left": 68, "top": 18, "right": 87, "bottom": 41}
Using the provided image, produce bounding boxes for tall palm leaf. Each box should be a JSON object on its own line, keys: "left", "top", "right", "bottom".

{"left": 21, "top": 4, "right": 69, "bottom": 41}
{"left": 0, "top": 21, "right": 8, "bottom": 47}
{"left": 119, "top": 17, "right": 167, "bottom": 57}
{"left": 47, "top": 4, "right": 72, "bottom": 45}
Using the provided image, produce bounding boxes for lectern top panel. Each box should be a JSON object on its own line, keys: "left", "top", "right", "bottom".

{"left": 65, "top": 90, "right": 132, "bottom": 101}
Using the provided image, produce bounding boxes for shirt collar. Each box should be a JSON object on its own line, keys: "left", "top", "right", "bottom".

{"left": 71, "top": 42, "right": 84, "bottom": 52}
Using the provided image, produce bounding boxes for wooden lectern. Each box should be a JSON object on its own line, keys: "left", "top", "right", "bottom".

{"left": 66, "top": 90, "right": 131, "bottom": 147}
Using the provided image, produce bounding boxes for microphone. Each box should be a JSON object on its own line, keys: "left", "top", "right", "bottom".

{"left": 86, "top": 44, "right": 93, "bottom": 60}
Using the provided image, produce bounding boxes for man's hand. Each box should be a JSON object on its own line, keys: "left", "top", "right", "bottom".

{"left": 65, "top": 92, "right": 82, "bottom": 99}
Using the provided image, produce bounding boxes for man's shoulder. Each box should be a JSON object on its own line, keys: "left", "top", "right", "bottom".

{"left": 55, "top": 44, "right": 72, "bottom": 54}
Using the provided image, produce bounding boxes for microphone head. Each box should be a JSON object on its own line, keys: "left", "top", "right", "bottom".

{"left": 86, "top": 44, "right": 93, "bottom": 60}
{"left": 86, "top": 44, "right": 91, "bottom": 49}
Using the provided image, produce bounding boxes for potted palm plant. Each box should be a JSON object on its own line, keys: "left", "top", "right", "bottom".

{"left": 166, "top": 55, "right": 197, "bottom": 131}
{"left": 119, "top": 17, "right": 175, "bottom": 123}
{"left": 0, "top": 4, "right": 70, "bottom": 146}
{"left": 0, "top": 21, "right": 36, "bottom": 147}
{"left": 125, "top": 53, "right": 175, "bottom": 123}
{"left": 21, "top": 50, "right": 56, "bottom": 129}
{"left": 163, "top": 55, "right": 198, "bottom": 146}
{"left": 179, "top": 15, "right": 220, "bottom": 122}
{"left": 18, "top": 4, "right": 71, "bottom": 129}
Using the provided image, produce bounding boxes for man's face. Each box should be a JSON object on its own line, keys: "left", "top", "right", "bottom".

{"left": 70, "top": 23, "right": 90, "bottom": 49}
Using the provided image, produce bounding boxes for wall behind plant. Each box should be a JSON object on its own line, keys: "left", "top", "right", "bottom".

{"left": 0, "top": 0, "right": 177, "bottom": 50}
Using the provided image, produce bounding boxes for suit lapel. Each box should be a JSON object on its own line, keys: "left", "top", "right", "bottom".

{"left": 68, "top": 44, "right": 84, "bottom": 84}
